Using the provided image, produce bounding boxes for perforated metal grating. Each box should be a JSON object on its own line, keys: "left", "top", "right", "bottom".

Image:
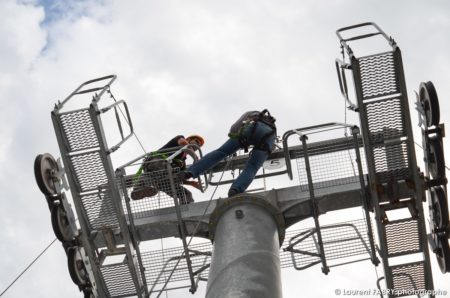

{"left": 69, "top": 151, "right": 109, "bottom": 192}
{"left": 365, "top": 98, "right": 405, "bottom": 144}
{"left": 59, "top": 109, "right": 99, "bottom": 152}
{"left": 139, "top": 219, "right": 373, "bottom": 288}
{"left": 141, "top": 242, "right": 212, "bottom": 285}
{"left": 372, "top": 142, "right": 410, "bottom": 183}
{"left": 101, "top": 264, "right": 139, "bottom": 297}
{"left": 119, "top": 167, "right": 192, "bottom": 220}
{"left": 384, "top": 219, "right": 422, "bottom": 257}
{"left": 358, "top": 52, "right": 399, "bottom": 100}
{"left": 390, "top": 262, "right": 427, "bottom": 297}
{"left": 81, "top": 191, "right": 120, "bottom": 230}
{"left": 285, "top": 219, "right": 372, "bottom": 268}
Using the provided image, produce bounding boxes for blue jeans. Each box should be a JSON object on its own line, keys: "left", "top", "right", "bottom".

{"left": 188, "top": 121, "right": 276, "bottom": 194}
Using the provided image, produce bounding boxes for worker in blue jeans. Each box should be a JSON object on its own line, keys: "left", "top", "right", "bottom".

{"left": 181, "top": 110, "right": 277, "bottom": 197}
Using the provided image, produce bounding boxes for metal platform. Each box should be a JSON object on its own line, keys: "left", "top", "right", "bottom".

{"left": 47, "top": 83, "right": 381, "bottom": 296}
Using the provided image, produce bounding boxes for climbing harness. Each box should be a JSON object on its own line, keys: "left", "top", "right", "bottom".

{"left": 229, "top": 109, "right": 277, "bottom": 153}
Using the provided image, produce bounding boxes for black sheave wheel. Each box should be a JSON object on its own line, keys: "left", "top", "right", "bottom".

{"left": 430, "top": 186, "right": 449, "bottom": 229}
{"left": 34, "top": 153, "right": 58, "bottom": 196}
{"left": 427, "top": 136, "right": 445, "bottom": 179}
{"left": 436, "top": 235, "right": 450, "bottom": 273}
{"left": 419, "top": 81, "right": 440, "bottom": 127}
{"left": 51, "top": 204, "right": 75, "bottom": 242}
{"left": 67, "top": 247, "right": 89, "bottom": 287}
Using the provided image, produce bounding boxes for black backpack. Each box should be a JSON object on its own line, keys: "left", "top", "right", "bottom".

{"left": 258, "top": 109, "right": 276, "bottom": 129}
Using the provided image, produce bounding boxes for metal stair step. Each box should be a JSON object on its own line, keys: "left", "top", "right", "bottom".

{"left": 384, "top": 218, "right": 423, "bottom": 257}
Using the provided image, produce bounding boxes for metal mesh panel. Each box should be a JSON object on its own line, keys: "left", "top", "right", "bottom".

{"left": 365, "top": 98, "right": 405, "bottom": 143}
{"left": 295, "top": 138, "right": 367, "bottom": 191}
{"left": 284, "top": 219, "right": 372, "bottom": 268}
{"left": 59, "top": 109, "right": 99, "bottom": 152}
{"left": 141, "top": 242, "right": 211, "bottom": 285}
{"left": 390, "top": 262, "right": 427, "bottom": 297}
{"left": 372, "top": 141, "right": 410, "bottom": 183}
{"left": 80, "top": 191, "right": 120, "bottom": 230}
{"left": 384, "top": 219, "right": 422, "bottom": 257}
{"left": 139, "top": 220, "right": 372, "bottom": 288}
{"left": 101, "top": 264, "right": 138, "bottom": 297}
{"left": 358, "top": 52, "right": 399, "bottom": 100}
{"left": 69, "top": 151, "right": 109, "bottom": 192}
{"left": 120, "top": 167, "right": 191, "bottom": 220}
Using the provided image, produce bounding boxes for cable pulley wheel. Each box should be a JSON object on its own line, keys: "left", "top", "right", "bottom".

{"left": 34, "top": 153, "right": 59, "bottom": 197}
{"left": 419, "top": 81, "right": 440, "bottom": 127}
{"left": 430, "top": 186, "right": 449, "bottom": 229}
{"left": 51, "top": 204, "right": 75, "bottom": 242}
{"left": 67, "top": 247, "right": 89, "bottom": 287}
{"left": 427, "top": 136, "right": 445, "bottom": 179}
{"left": 435, "top": 234, "right": 450, "bottom": 273}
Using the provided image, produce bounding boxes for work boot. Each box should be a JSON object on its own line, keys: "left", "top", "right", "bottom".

{"left": 130, "top": 186, "right": 158, "bottom": 200}
{"left": 228, "top": 188, "right": 239, "bottom": 197}
{"left": 178, "top": 171, "right": 193, "bottom": 181}
{"left": 130, "top": 173, "right": 158, "bottom": 200}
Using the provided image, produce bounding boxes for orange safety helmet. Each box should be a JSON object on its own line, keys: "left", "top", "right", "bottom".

{"left": 186, "top": 134, "right": 205, "bottom": 147}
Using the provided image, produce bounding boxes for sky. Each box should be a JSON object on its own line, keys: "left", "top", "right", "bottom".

{"left": 0, "top": 0, "right": 449, "bottom": 297}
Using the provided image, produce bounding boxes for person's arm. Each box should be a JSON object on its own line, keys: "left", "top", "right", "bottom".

{"left": 177, "top": 137, "right": 189, "bottom": 146}
{"left": 183, "top": 179, "right": 202, "bottom": 190}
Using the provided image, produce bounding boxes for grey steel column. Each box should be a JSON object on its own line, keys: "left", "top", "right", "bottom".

{"left": 206, "top": 194, "right": 285, "bottom": 298}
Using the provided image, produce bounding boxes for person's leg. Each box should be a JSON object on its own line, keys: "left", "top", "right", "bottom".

{"left": 229, "top": 148, "right": 268, "bottom": 194}
{"left": 157, "top": 174, "right": 193, "bottom": 204}
{"left": 187, "top": 138, "right": 241, "bottom": 178}
{"left": 130, "top": 160, "right": 164, "bottom": 200}
{"left": 228, "top": 122, "right": 276, "bottom": 196}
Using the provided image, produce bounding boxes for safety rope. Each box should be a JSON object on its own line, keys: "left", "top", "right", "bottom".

{"left": 1, "top": 88, "right": 155, "bottom": 297}
{"left": 0, "top": 238, "right": 58, "bottom": 297}
{"left": 106, "top": 87, "right": 176, "bottom": 298}
{"left": 107, "top": 87, "right": 147, "bottom": 154}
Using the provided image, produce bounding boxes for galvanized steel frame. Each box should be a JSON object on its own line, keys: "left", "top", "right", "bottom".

{"left": 51, "top": 75, "right": 147, "bottom": 297}
{"left": 336, "top": 22, "right": 434, "bottom": 296}
{"left": 282, "top": 122, "right": 377, "bottom": 274}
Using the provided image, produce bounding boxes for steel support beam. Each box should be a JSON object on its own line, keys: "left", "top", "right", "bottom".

{"left": 92, "top": 179, "right": 416, "bottom": 247}
{"left": 206, "top": 194, "right": 285, "bottom": 298}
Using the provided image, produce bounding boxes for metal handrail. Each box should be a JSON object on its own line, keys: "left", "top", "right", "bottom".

{"left": 166, "top": 144, "right": 208, "bottom": 192}
{"left": 207, "top": 169, "right": 287, "bottom": 186}
{"left": 99, "top": 99, "right": 134, "bottom": 154}
{"left": 55, "top": 75, "right": 117, "bottom": 111}
{"left": 335, "top": 58, "right": 358, "bottom": 111}
{"left": 282, "top": 122, "right": 355, "bottom": 179}
{"left": 116, "top": 144, "right": 208, "bottom": 191}
{"left": 285, "top": 223, "right": 373, "bottom": 272}
{"left": 336, "top": 22, "right": 396, "bottom": 56}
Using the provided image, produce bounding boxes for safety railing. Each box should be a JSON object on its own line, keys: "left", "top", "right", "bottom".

{"left": 282, "top": 122, "right": 377, "bottom": 274}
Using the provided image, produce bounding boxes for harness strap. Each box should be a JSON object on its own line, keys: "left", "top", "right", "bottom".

{"left": 254, "top": 129, "right": 276, "bottom": 154}
{"left": 133, "top": 150, "right": 182, "bottom": 182}
{"left": 240, "top": 121, "right": 259, "bottom": 153}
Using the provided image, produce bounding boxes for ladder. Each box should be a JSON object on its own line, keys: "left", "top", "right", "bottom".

{"left": 51, "top": 75, "right": 147, "bottom": 297}
{"left": 336, "top": 22, "right": 434, "bottom": 297}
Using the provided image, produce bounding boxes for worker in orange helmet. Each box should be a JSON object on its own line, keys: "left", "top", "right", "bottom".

{"left": 131, "top": 134, "right": 204, "bottom": 203}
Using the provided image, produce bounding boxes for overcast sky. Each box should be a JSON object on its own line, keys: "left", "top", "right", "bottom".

{"left": 0, "top": 0, "right": 449, "bottom": 297}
